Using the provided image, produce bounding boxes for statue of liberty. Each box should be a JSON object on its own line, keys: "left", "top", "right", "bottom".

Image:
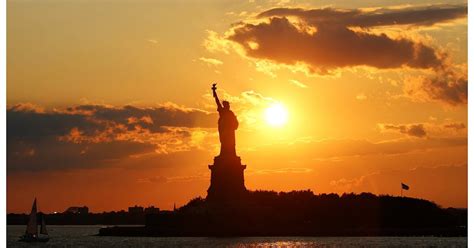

{"left": 207, "top": 83, "right": 246, "bottom": 201}
{"left": 212, "top": 83, "right": 239, "bottom": 157}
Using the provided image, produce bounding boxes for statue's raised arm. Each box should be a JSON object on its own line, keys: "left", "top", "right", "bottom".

{"left": 212, "top": 83, "right": 223, "bottom": 110}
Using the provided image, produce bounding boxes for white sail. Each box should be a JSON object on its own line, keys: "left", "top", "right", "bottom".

{"left": 40, "top": 216, "right": 48, "bottom": 235}
{"left": 25, "top": 198, "right": 38, "bottom": 236}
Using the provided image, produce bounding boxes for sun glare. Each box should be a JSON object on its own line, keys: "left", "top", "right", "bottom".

{"left": 265, "top": 103, "right": 288, "bottom": 127}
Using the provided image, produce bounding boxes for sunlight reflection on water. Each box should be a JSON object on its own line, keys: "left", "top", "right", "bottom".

{"left": 7, "top": 225, "right": 467, "bottom": 247}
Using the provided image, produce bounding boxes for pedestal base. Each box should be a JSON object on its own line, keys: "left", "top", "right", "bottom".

{"left": 207, "top": 155, "right": 247, "bottom": 201}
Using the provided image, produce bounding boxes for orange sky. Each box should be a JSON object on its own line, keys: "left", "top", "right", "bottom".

{"left": 7, "top": 0, "right": 467, "bottom": 213}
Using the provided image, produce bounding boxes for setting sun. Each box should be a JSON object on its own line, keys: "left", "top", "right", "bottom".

{"left": 264, "top": 103, "right": 288, "bottom": 127}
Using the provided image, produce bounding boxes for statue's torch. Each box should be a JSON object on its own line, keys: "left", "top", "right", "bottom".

{"left": 212, "top": 83, "right": 217, "bottom": 97}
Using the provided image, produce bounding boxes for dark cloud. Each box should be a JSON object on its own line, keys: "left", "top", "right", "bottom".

{"left": 8, "top": 137, "right": 157, "bottom": 171}
{"left": 8, "top": 103, "right": 216, "bottom": 139}
{"left": 228, "top": 5, "right": 466, "bottom": 73}
{"left": 8, "top": 107, "right": 102, "bottom": 140}
{"left": 382, "top": 123, "right": 427, "bottom": 138}
{"left": 229, "top": 17, "right": 444, "bottom": 73}
{"left": 7, "top": 104, "right": 217, "bottom": 171}
{"left": 66, "top": 104, "right": 216, "bottom": 132}
{"left": 444, "top": 122, "right": 466, "bottom": 130}
{"left": 258, "top": 5, "right": 467, "bottom": 28}
{"left": 404, "top": 67, "right": 467, "bottom": 106}
{"left": 224, "top": 5, "right": 467, "bottom": 105}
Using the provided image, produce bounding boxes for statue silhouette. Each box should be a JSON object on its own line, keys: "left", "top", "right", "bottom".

{"left": 207, "top": 83, "right": 247, "bottom": 202}
{"left": 212, "top": 84, "right": 239, "bottom": 157}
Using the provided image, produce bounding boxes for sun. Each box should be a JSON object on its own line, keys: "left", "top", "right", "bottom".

{"left": 264, "top": 103, "right": 289, "bottom": 127}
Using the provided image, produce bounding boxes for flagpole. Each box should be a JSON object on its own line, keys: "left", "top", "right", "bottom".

{"left": 401, "top": 183, "right": 409, "bottom": 197}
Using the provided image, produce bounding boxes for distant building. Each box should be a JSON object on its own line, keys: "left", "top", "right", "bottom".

{"left": 144, "top": 206, "right": 160, "bottom": 214}
{"left": 128, "top": 205, "right": 144, "bottom": 214}
{"left": 64, "top": 206, "right": 89, "bottom": 214}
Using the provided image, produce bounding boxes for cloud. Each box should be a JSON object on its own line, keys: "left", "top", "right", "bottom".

{"left": 7, "top": 90, "right": 282, "bottom": 172}
{"left": 8, "top": 138, "right": 158, "bottom": 171}
{"left": 380, "top": 123, "right": 427, "bottom": 138}
{"left": 444, "top": 122, "right": 466, "bottom": 130}
{"left": 8, "top": 103, "right": 217, "bottom": 144}
{"left": 8, "top": 103, "right": 45, "bottom": 113}
{"left": 230, "top": 17, "right": 440, "bottom": 73}
{"left": 147, "top": 39, "right": 158, "bottom": 44}
{"left": 330, "top": 177, "right": 365, "bottom": 188}
{"left": 289, "top": 79, "right": 308, "bottom": 88}
{"left": 203, "top": 30, "right": 236, "bottom": 54}
{"left": 207, "top": 5, "right": 467, "bottom": 106}
{"left": 257, "top": 5, "right": 467, "bottom": 28}
{"left": 7, "top": 103, "right": 218, "bottom": 171}
{"left": 227, "top": 5, "right": 466, "bottom": 74}
{"left": 378, "top": 122, "right": 467, "bottom": 138}
{"left": 198, "top": 57, "right": 223, "bottom": 66}
{"left": 404, "top": 65, "right": 467, "bottom": 106}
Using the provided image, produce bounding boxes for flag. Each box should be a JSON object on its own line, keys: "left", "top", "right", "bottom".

{"left": 401, "top": 183, "right": 409, "bottom": 190}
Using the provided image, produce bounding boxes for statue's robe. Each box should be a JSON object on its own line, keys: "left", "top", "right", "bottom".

{"left": 217, "top": 107, "right": 239, "bottom": 157}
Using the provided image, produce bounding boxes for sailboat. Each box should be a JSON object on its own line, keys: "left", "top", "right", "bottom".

{"left": 19, "top": 198, "right": 49, "bottom": 242}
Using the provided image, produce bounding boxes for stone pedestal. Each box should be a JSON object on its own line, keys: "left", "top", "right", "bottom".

{"left": 207, "top": 155, "right": 247, "bottom": 201}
